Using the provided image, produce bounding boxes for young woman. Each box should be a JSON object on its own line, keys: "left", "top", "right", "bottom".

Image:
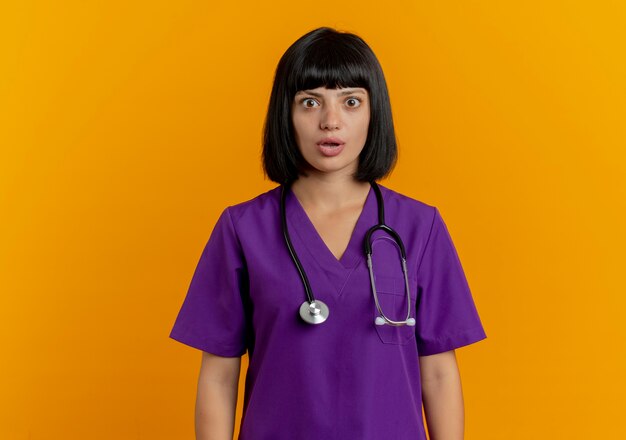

{"left": 170, "top": 26, "right": 487, "bottom": 440}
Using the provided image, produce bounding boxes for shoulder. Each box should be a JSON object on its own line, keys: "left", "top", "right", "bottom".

{"left": 223, "top": 186, "right": 282, "bottom": 226}
{"left": 378, "top": 183, "right": 437, "bottom": 219}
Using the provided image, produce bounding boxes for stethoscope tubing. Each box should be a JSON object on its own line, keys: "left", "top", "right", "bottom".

{"left": 280, "top": 184, "right": 315, "bottom": 305}
{"left": 280, "top": 180, "right": 415, "bottom": 327}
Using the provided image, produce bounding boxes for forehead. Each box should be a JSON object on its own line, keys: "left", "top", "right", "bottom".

{"left": 294, "top": 87, "right": 368, "bottom": 97}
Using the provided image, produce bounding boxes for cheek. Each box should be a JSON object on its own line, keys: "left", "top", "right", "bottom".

{"left": 357, "top": 114, "right": 370, "bottom": 139}
{"left": 292, "top": 113, "right": 311, "bottom": 136}
{"left": 291, "top": 116, "right": 312, "bottom": 153}
{"left": 291, "top": 119, "right": 304, "bottom": 146}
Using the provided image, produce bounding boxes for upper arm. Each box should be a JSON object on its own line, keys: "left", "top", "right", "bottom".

{"left": 419, "top": 349, "right": 459, "bottom": 383}
{"left": 199, "top": 351, "right": 242, "bottom": 387}
{"left": 414, "top": 207, "right": 487, "bottom": 356}
{"left": 169, "top": 207, "right": 249, "bottom": 357}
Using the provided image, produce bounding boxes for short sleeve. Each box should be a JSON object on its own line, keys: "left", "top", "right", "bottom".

{"left": 415, "top": 207, "right": 487, "bottom": 356}
{"left": 169, "top": 207, "right": 248, "bottom": 357}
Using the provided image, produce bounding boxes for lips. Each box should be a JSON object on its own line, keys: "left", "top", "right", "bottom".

{"left": 317, "top": 142, "right": 345, "bottom": 157}
{"left": 317, "top": 137, "right": 345, "bottom": 147}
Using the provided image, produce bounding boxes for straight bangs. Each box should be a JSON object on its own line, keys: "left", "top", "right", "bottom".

{"left": 286, "top": 44, "right": 373, "bottom": 100}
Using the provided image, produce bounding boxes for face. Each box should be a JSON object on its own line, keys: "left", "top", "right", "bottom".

{"left": 291, "top": 86, "right": 370, "bottom": 178}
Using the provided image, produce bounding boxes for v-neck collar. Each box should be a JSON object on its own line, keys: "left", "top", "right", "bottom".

{"left": 285, "top": 183, "right": 377, "bottom": 273}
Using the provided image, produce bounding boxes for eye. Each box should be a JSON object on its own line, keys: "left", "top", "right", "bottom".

{"left": 346, "top": 97, "right": 362, "bottom": 108}
{"left": 300, "top": 98, "right": 319, "bottom": 108}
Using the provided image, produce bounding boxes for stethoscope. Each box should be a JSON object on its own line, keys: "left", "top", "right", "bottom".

{"left": 280, "top": 180, "right": 416, "bottom": 327}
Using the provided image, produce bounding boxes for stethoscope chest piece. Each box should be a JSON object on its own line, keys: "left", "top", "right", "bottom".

{"left": 299, "top": 300, "right": 329, "bottom": 324}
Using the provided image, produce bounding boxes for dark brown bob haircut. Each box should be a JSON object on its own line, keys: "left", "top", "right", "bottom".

{"left": 261, "top": 27, "right": 398, "bottom": 184}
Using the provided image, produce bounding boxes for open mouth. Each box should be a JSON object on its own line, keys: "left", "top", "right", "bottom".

{"left": 317, "top": 142, "right": 344, "bottom": 157}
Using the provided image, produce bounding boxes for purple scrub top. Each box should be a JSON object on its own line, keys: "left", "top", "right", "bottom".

{"left": 170, "top": 183, "right": 487, "bottom": 440}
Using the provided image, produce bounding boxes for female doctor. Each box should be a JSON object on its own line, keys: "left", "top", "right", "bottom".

{"left": 170, "top": 26, "right": 487, "bottom": 440}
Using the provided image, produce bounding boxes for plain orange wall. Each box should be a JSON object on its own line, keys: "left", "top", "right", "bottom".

{"left": 1, "top": 1, "right": 625, "bottom": 439}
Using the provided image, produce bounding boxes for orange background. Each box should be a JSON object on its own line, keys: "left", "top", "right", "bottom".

{"left": 1, "top": 1, "right": 625, "bottom": 439}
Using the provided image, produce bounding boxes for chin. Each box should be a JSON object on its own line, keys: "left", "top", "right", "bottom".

{"left": 300, "top": 150, "right": 360, "bottom": 174}
{"left": 313, "top": 162, "right": 356, "bottom": 175}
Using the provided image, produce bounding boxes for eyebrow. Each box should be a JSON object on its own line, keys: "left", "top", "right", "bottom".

{"left": 295, "top": 88, "right": 367, "bottom": 97}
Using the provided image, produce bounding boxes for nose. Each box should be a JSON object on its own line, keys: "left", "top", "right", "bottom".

{"left": 320, "top": 103, "right": 341, "bottom": 130}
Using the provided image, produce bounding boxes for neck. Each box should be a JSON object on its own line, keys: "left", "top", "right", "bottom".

{"left": 289, "top": 173, "right": 372, "bottom": 211}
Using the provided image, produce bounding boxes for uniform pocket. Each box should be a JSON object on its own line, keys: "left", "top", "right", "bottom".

{"left": 372, "top": 275, "right": 416, "bottom": 345}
